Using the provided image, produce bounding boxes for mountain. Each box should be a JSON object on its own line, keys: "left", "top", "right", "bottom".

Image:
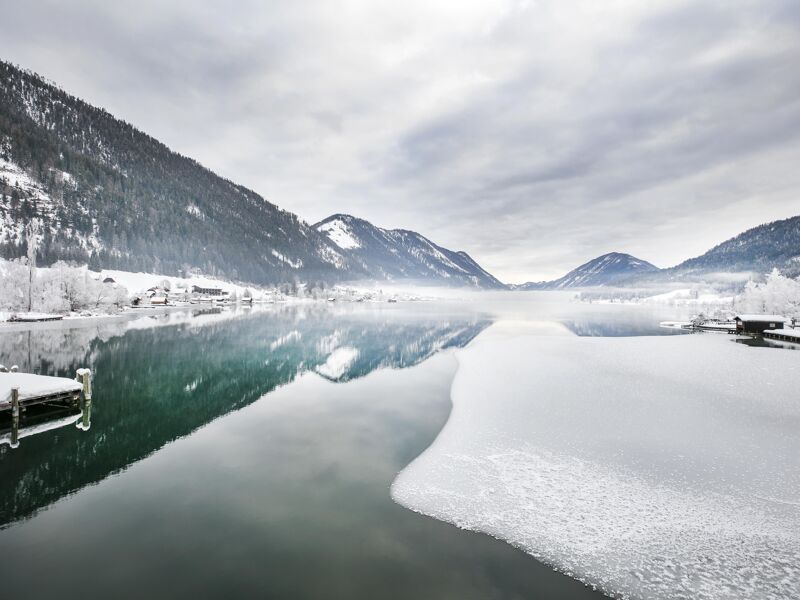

{"left": 0, "top": 61, "right": 360, "bottom": 284}
{"left": 667, "top": 215, "right": 800, "bottom": 279}
{"left": 314, "top": 214, "right": 505, "bottom": 288}
{"left": 516, "top": 252, "right": 659, "bottom": 290}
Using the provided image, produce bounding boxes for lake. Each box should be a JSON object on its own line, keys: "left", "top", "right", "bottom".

{"left": 0, "top": 298, "right": 735, "bottom": 599}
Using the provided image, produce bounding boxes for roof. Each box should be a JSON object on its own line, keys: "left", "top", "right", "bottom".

{"left": 734, "top": 314, "right": 790, "bottom": 322}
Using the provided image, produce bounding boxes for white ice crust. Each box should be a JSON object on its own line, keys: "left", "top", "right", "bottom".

{"left": 392, "top": 329, "right": 800, "bottom": 600}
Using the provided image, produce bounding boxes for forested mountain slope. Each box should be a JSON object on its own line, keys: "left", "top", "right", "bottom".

{"left": 0, "top": 61, "right": 358, "bottom": 284}
{"left": 667, "top": 215, "right": 800, "bottom": 279}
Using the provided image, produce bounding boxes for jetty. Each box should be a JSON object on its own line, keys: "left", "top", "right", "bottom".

{"left": 763, "top": 328, "right": 800, "bottom": 344}
{"left": 659, "top": 314, "right": 799, "bottom": 343}
{"left": 0, "top": 367, "right": 93, "bottom": 448}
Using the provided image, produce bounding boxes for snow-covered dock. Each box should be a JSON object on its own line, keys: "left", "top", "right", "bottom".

{"left": 0, "top": 370, "right": 89, "bottom": 411}
{"left": 764, "top": 327, "right": 800, "bottom": 344}
{"left": 0, "top": 369, "right": 92, "bottom": 448}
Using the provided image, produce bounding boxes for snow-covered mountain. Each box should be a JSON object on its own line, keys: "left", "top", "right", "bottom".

{"left": 516, "top": 252, "right": 659, "bottom": 290}
{"left": 315, "top": 214, "right": 505, "bottom": 288}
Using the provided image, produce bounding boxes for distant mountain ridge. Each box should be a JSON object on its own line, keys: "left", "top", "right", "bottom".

{"left": 666, "top": 215, "right": 800, "bottom": 279}
{"left": 515, "top": 214, "right": 800, "bottom": 290}
{"left": 516, "top": 252, "right": 659, "bottom": 290}
{"left": 315, "top": 214, "right": 504, "bottom": 288}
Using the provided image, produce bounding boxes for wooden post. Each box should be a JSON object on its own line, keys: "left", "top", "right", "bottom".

{"left": 80, "top": 395, "right": 92, "bottom": 431}
{"left": 81, "top": 370, "right": 92, "bottom": 401}
{"left": 10, "top": 387, "right": 20, "bottom": 448}
{"left": 76, "top": 369, "right": 93, "bottom": 431}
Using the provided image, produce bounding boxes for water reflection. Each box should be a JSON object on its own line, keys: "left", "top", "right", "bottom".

{"left": 561, "top": 317, "right": 689, "bottom": 337}
{"left": 734, "top": 336, "right": 799, "bottom": 350}
{"left": 0, "top": 306, "right": 490, "bottom": 527}
{"left": 0, "top": 400, "right": 91, "bottom": 449}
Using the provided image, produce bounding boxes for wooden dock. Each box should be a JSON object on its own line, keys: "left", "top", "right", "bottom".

{"left": 0, "top": 368, "right": 93, "bottom": 448}
{"left": 763, "top": 329, "right": 800, "bottom": 344}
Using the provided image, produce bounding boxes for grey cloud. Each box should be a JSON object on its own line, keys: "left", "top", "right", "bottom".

{"left": 1, "top": 0, "right": 799, "bottom": 282}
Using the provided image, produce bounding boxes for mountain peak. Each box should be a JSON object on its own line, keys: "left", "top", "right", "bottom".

{"left": 314, "top": 214, "right": 504, "bottom": 288}
{"left": 518, "top": 252, "right": 658, "bottom": 290}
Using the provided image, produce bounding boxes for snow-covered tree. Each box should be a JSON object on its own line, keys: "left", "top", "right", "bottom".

{"left": 735, "top": 269, "right": 800, "bottom": 318}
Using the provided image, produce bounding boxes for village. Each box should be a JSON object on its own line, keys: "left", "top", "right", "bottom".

{"left": 0, "top": 256, "right": 422, "bottom": 324}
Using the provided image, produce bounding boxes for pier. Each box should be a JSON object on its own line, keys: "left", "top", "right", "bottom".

{"left": 0, "top": 367, "right": 93, "bottom": 448}
{"left": 763, "top": 329, "right": 800, "bottom": 344}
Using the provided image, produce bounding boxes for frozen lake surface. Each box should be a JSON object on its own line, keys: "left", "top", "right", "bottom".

{"left": 0, "top": 296, "right": 796, "bottom": 599}
{"left": 393, "top": 322, "right": 800, "bottom": 599}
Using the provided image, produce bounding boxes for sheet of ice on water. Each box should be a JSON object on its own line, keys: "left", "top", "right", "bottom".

{"left": 392, "top": 330, "right": 800, "bottom": 600}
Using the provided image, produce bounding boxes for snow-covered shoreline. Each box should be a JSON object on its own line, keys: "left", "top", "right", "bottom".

{"left": 392, "top": 324, "right": 800, "bottom": 600}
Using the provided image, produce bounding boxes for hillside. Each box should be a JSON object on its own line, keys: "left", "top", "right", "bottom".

{"left": 315, "top": 214, "right": 505, "bottom": 288}
{"left": 0, "top": 61, "right": 359, "bottom": 284}
{"left": 668, "top": 215, "right": 800, "bottom": 278}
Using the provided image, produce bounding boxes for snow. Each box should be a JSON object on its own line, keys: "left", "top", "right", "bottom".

{"left": 270, "top": 249, "right": 303, "bottom": 269}
{"left": 318, "top": 219, "right": 362, "bottom": 249}
{"left": 735, "top": 314, "right": 790, "bottom": 322}
{"left": 0, "top": 372, "right": 82, "bottom": 408}
{"left": 392, "top": 329, "right": 800, "bottom": 600}
{"left": 315, "top": 346, "right": 359, "bottom": 380}
{"left": 185, "top": 203, "right": 204, "bottom": 218}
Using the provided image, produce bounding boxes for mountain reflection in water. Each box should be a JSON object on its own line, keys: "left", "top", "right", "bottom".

{"left": 0, "top": 306, "right": 490, "bottom": 528}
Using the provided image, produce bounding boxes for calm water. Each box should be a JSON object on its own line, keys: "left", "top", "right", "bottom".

{"left": 0, "top": 302, "right": 685, "bottom": 599}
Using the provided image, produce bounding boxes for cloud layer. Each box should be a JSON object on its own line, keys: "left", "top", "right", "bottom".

{"left": 2, "top": 0, "right": 799, "bottom": 281}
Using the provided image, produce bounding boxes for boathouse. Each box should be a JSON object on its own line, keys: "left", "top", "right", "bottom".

{"left": 734, "top": 314, "right": 789, "bottom": 334}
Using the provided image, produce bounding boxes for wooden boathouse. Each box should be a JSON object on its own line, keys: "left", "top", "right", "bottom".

{"left": 734, "top": 314, "right": 790, "bottom": 334}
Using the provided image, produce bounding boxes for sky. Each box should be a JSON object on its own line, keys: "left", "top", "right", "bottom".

{"left": 1, "top": 0, "right": 800, "bottom": 282}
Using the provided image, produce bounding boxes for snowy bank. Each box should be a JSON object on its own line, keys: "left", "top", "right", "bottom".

{"left": 392, "top": 330, "right": 800, "bottom": 600}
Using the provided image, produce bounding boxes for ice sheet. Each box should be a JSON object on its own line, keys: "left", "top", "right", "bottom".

{"left": 392, "top": 331, "right": 800, "bottom": 599}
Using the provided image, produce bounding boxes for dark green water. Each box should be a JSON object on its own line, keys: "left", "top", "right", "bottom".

{"left": 0, "top": 305, "right": 605, "bottom": 599}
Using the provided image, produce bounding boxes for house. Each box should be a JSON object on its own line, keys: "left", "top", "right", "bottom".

{"left": 734, "top": 314, "right": 789, "bottom": 334}
{"left": 191, "top": 285, "right": 224, "bottom": 296}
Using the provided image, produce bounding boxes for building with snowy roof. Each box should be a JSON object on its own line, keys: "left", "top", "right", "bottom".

{"left": 734, "top": 314, "right": 789, "bottom": 334}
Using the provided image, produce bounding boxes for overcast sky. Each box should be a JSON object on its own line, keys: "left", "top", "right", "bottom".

{"left": 2, "top": 0, "right": 800, "bottom": 282}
